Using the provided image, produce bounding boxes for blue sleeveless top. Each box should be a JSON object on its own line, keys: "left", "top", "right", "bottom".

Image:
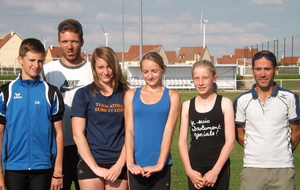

{"left": 133, "top": 87, "right": 172, "bottom": 167}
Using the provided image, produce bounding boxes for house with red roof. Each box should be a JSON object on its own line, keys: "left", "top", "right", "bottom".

{"left": 176, "top": 46, "right": 213, "bottom": 64}
{"left": 279, "top": 56, "right": 300, "bottom": 66}
{"left": 115, "top": 45, "right": 170, "bottom": 71}
{"left": 217, "top": 48, "right": 258, "bottom": 65}
{"left": 115, "top": 45, "right": 214, "bottom": 71}
{"left": 165, "top": 51, "right": 177, "bottom": 64}
{"left": 0, "top": 32, "right": 22, "bottom": 67}
{"left": 45, "top": 45, "right": 61, "bottom": 63}
{"left": 44, "top": 45, "right": 88, "bottom": 64}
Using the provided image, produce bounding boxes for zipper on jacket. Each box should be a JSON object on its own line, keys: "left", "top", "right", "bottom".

{"left": 27, "top": 80, "right": 32, "bottom": 170}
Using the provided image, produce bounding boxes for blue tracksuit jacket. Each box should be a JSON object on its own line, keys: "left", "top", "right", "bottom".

{"left": 0, "top": 74, "right": 64, "bottom": 170}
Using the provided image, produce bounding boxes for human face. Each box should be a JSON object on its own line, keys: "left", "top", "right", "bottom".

{"left": 95, "top": 57, "right": 113, "bottom": 85}
{"left": 58, "top": 31, "right": 83, "bottom": 63}
{"left": 252, "top": 57, "right": 278, "bottom": 90}
{"left": 19, "top": 51, "right": 44, "bottom": 80}
{"left": 192, "top": 66, "right": 216, "bottom": 95}
{"left": 141, "top": 59, "right": 165, "bottom": 87}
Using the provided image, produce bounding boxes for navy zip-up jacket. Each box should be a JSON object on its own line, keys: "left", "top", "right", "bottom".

{"left": 0, "top": 74, "right": 64, "bottom": 170}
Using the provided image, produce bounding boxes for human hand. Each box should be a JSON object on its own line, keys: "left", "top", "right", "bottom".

{"left": 105, "top": 164, "right": 123, "bottom": 183}
{"left": 127, "top": 163, "right": 145, "bottom": 175}
{"left": 50, "top": 178, "right": 63, "bottom": 190}
{"left": 187, "top": 169, "right": 204, "bottom": 189}
{"left": 93, "top": 167, "right": 109, "bottom": 178}
{"left": 0, "top": 173, "right": 5, "bottom": 190}
{"left": 203, "top": 169, "right": 218, "bottom": 188}
{"left": 142, "top": 164, "right": 163, "bottom": 178}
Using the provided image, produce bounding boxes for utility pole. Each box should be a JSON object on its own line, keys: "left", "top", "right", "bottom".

{"left": 139, "top": 0, "right": 143, "bottom": 61}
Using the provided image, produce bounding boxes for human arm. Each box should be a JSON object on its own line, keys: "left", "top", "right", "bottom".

{"left": 124, "top": 89, "right": 145, "bottom": 175}
{"left": 142, "top": 90, "right": 181, "bottom": 177}
{"left": 233, "top": 97, "right": 245, "bottom": 147}
{"left": 50, "top": 120, "right": 64, "bottom": 190}
{"left": 105, "top": 145, "right": 126, "bottom": 183}
{"left": 72, "top": 117, "right": 108, "bottom": 178}
{"left": 236, "top": 124, "right": 245, "bottom": 147}
{"left": 0, "top": 124, "right": 5, "bottom": 190}
{"left": 0, "top": 89, "right": 7, "bottom": 190}
{"left": 178, "top": 100, "right": 204, "bottom": 189}
{"left": 203, "top": 97, "right": 235, "bottom": 187}
{"left": 290, "top": 120, "right": 300, "bottom": 152}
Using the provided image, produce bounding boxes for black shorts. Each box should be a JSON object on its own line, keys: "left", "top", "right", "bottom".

{"left": 77, "top": 159, "right": 127, "bottom": 180}
{"left": 5, "top": 169, "right": 52, "bottom": 190}
{"left": 128, "top": 165, "right": 171, "bottom": 190}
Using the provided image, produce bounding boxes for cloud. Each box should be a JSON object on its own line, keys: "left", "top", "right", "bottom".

{"left": 34, "top": 2, "right": 84, "bottom": 14}
{"left": 249, "top": 0, "right": 284, "bottom": 5}
{"left": 0, "top": 23, "right": 8, "bottom": 31}
{"left": 95, "top": 12, "right": 123, "bottom": 23}
{"left": 2, "top": 0, "right": 84, "bottom": 14}
{"left": 206, "top": 21, "right": 274, "bottom": 46}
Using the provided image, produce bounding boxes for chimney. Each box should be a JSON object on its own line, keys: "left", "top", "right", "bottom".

{"left": 11, "top": 31, "right": 14, "bottom": 36}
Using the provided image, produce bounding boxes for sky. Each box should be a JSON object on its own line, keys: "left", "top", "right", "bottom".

{"left": 0, "top": 0, "right": 299, "bottom": 59}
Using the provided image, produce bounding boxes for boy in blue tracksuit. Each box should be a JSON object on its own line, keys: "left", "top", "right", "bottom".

{"left": 0, "top": 38, "right": 64, "bottom": 190}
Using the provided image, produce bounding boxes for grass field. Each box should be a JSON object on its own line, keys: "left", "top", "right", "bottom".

{"left": 71, "top": 91, "right": 300, "bottom": 190}
{"left": 170, "top": 91, "right": 300, "bottom": 190}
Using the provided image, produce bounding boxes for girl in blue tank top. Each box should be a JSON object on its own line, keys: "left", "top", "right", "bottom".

{"left": 124, "top": 52, "right": 181, "bottom": 190}
{"left": 178, "top": 60, "right": 235, "bottom": 190}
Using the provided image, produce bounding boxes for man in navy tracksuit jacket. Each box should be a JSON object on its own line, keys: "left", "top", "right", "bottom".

{"left": 0, "top": 38, "right": 64, "bottom": 190}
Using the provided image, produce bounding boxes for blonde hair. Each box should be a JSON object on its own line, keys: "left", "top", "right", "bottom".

{"left": 192, "top": 60, "right": 218, "bottom": 93}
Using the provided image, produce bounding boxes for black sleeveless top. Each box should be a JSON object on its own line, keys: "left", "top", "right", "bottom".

{"left": 188, "top": 95, "right": 228, "bottom": 167}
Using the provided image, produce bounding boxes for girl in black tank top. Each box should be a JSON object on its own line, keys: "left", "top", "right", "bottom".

{"left": 189, "top": 95, "right": 226, "bottom": 167}
{"left": 178, "top": 60, "right": 235, "bottom": 190}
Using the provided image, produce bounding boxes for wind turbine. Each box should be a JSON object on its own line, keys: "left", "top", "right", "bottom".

{"left": 101, "top": 26, "right": 110, "bottom": 47}
{"left": 200, "top": 13, "right": 208, "bottom": 48}
{"left": 40, "top": 36, "right": 47, "bottom": 50}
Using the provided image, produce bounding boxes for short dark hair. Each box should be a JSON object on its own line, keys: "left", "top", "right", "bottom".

{"left": 19, "top": 38, "right": 45, "bottom": 58}
{"left": 58, "top": 19, "right": 83, "bottom": 40}
{"left": 252, "top": 50, "right": 277, "bottom": 68}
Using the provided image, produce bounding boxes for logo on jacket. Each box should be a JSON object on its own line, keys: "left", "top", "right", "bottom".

{"left": 13, "top": 93, "right": 22, "bottom": 99}
{"left": 60, "top": 80, "right": 83, "bottom": 93}
{"left": 279, "top": 94, "right": 287, "bottom": 99}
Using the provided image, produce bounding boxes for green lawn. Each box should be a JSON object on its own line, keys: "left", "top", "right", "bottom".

{"left": 71, "top": 91, "right": 300, "bottom": 190}
{"left": 170, "top": 91, "right": 300, "bottom": 190}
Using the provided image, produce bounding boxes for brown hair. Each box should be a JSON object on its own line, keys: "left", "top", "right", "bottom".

{"left": 90, "top": 46, "right": 129, "bottom": 96}
{"left": 58, "top": 19, "right": 83, "bottom": 40}
{"left": 19, "top": 38, "right": 45, "bottom": 58}
{"left": 192, "top": 60, "right": 218, "bottom": 93}
{"left": 140, "top": 52, "right": 165, "bottom": 70}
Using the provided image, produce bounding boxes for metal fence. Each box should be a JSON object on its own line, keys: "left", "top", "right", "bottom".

{"left": 237, "top": 66, "right": 300, "bottom": 76}
{"left": 236, "top": 79, "right": 300, "bottom": 91}
{"left": 0, "top": 67, "right": 21, "bottom": 75}
{"left": 245, "top": 35, "right": 300, "bottom": 65}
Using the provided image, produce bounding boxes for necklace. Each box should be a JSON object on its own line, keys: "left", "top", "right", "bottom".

{"left": 197, "top": 93, "right": 215, "bottom": 107}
